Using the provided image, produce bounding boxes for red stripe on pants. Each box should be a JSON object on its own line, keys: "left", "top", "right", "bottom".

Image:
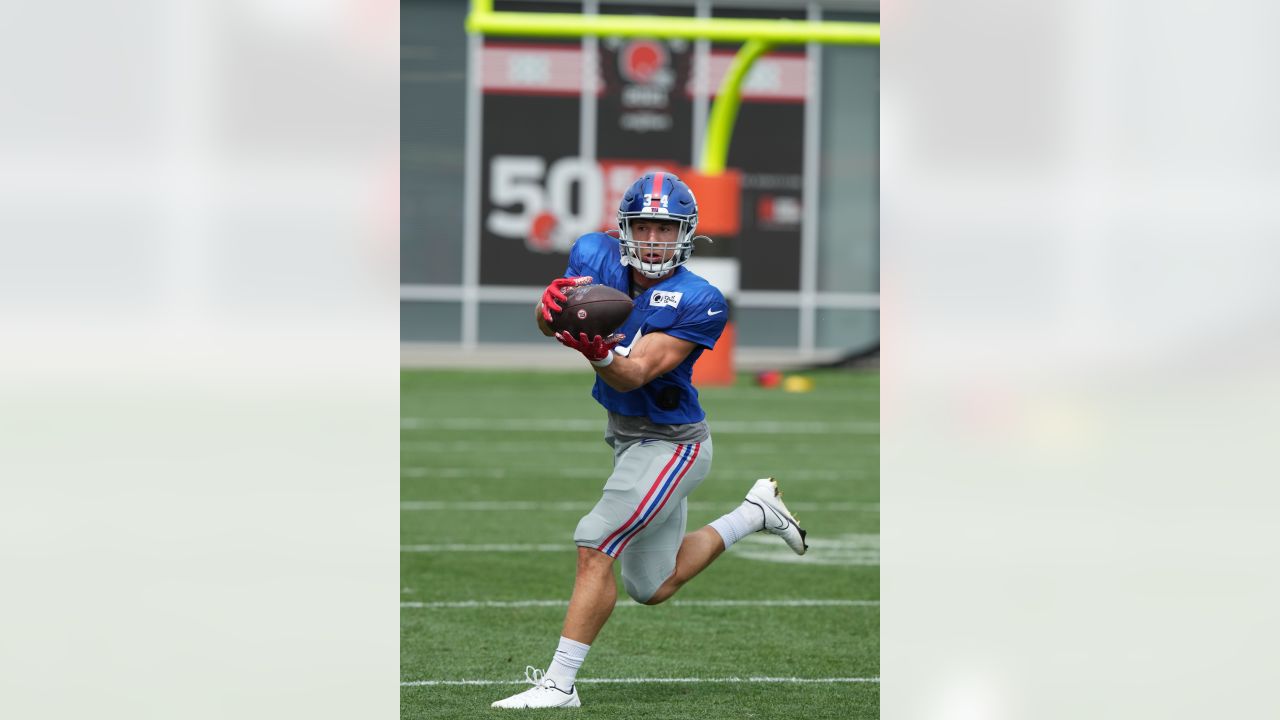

{"left": 595, "top": 444, "right": 684, "bottom": 557}
{"left": 612, "top": 442, "right": 701, "bottom": 556}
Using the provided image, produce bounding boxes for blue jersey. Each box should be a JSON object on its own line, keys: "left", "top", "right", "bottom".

{"left": 564, "top": 233, "right": 728, "bottom": 425}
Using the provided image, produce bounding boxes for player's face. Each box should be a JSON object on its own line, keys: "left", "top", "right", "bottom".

{"left": 630, "top": 219, "right": 681, "bottom": 264}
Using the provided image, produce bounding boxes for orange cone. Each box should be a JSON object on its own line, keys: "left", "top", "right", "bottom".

{"left": 693, "top": 321, "right": 736, "bottom": 387}
{"left": 681, "top": 169, "right": 742, "bottom": 237}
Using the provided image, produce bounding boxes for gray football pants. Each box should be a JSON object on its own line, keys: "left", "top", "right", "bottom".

{"left": 573, "top": 437, "right": 713, "bottom": 603}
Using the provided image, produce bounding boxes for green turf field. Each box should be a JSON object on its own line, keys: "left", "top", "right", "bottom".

{"left": 401, "top": 369, "right": 879, "bottom": 719}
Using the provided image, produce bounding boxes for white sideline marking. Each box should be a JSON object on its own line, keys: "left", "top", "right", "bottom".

{"left": 404, "top": 440, "right": 877, "bottom": 455}
{"left": 400, "top": 500, "right": 879, "bottom": 513}
{"left": 736, "top": 533, "right": 880, "bottom": 567}
{"left": 402, "top": 467, "right": 872, "bottom": 482}
{"left": 401, "top": 598, "right": 878, "bottom": 609}
{"left": 403, "top": 440, "right": 604, "bottom": 454}
{"left": 402, "top": 467, "right": 509, "bottom": 479}
{"left": 401, "top": 676, "right": 879, "bottom": 687}
{"left": 400, "top": 536, "right": 881, "bottom": 567}
{"left": 401, "top": 543, "right": 565, "bottom": 552}
{"left": 407, "top": 388, "right": 879, "bottom": 403}
{"left": 402, "top": 500, "right": 589, "bottom": 511}
{"left": 401, "top": 467, "right": 601, "bottom": 479}
{"left": 401, "top": 417, "right": 878, "bottom": 435}
{"left": 403, "top": 599, "right": 569, "bottom": 608}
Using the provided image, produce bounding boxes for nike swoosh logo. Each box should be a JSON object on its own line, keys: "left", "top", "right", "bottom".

{"left": 707, "top": 309, "right": 724, "bottom": 316}
{"left": 748, "top": 499, "right": 791, "bottom": 531}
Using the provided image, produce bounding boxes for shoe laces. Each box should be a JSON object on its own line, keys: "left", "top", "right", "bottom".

{"left": 523, "top": 665, "right": 548, "bottom": 687}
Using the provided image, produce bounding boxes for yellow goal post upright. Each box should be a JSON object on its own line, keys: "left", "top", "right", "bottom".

{"left": 466, "top": 0, "right": 879, "bottom": 175}
{"left": 465, "top": 0, "right": 880, "bottom": 378}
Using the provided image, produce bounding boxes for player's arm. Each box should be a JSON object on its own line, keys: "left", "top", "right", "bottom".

{"left": 595, "top": 332, "right": 695, "bottom": 392}
{"left": 575, "top": 331, "right": 695, "bottom": 393}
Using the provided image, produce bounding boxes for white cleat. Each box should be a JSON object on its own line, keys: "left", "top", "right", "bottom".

{"left": 490, "top": 666, "right": 582, "bottom": 709}
{"left": 745, "top": 477, "right": 809, "bottom": 555}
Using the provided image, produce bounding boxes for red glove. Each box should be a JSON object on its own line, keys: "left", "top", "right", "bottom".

{"left": 555, "top": 331, "right": 625, "bottom": 366}
{"left": 540, "top": 276, "right": 593, "bottom": 323}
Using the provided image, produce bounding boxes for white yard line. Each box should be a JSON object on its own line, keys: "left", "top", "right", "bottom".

{"left": 399, "top": 500, "right": 879, "bottom": 513}
{"left": 403, "top": 440, "right": 605, "bottom": 453}
{"left": 401, "top": 467, "right": 510, "bottom": 479}
{"left": 400, "top": 467, "right": 600, "bottom": 479}
{"left": 402, "top": 500, "right": 589, "bottom": 511}
{"left": 689, "top": 444, "right": 880, "bottom": 455}
{"left": 403, "top": 440, "right": 877, "bottom": 454}
{"left": 402, "top": 467, "right": 874, "bottom": 482}
{"left": 734, "top": 533, "right": 880, "bottom": 566}
{"left": 401, "top": 417, "right": 878, "bottom": 435}
{"left": 401, "top": 598, "right": 878, "bottom": 608}
{"left": 402, "top": 676, "right": 879, "bottom": 687}
{"left": 401, "top": 535, "right": 881, "bottom": 569}
{"left": 401, "top": 543, "right": 566, "bottom": 552}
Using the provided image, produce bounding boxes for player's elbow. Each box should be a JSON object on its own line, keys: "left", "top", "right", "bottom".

{"left": 600, "top": 373, "right": 643, "bottom": 393}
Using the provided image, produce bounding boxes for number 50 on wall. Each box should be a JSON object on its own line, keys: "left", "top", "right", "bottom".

{"left": 486, "top": 155, "right": 669, "bottom": 254}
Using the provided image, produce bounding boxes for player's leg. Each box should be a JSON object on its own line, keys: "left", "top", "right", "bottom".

{"left": 644, "top": 476, "right": 812, "bottom": 605}
{"left": 619, "top": 448, "right": 805, "bottom": 604}
{"left": 493, "top": 438, "right": 702, "bottom": 708}
{"left": 647, "top": 475, "right": 811, "bottom": 599}
{"left": 708, "top": 476, "right": 810, "bottom": 555}
{"left": 619, "top": 497, "right": 690, "bottom": 604}
{"left": 491, "top": 553, "right": 608, "bottom": 710}
{"left": 591, "top": 438, "right": 710, "bottom": 599}
{"left": 615, "top": 439, "right": 714, "bottom": 604}
{"left": 561, "top": 546, "right": 616, "bottom": 644}
{"left": 639, "top": 523, "right": 725, "bottom": 605}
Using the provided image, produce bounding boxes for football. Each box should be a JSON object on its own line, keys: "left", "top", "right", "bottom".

{"left": 550, "top": 284, "right": 634, "bottom": 339}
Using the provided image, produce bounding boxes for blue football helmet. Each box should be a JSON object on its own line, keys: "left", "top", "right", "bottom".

{"left": 616, "top": 172, "right": 699, "bottom": 278}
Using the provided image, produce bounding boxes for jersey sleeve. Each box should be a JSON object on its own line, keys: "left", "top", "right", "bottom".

{"left": 649, "top": 285, "right": 728, "bottom": 350}
{"left": 564, "top": 233, "right": 609, "bottom": 279}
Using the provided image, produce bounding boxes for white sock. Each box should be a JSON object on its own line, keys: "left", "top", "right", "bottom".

{"left": 709, "top": 501, "right": 765, "bottom": 549}
{"left": 544, "top": 636, "right": 590, "bottom": 690}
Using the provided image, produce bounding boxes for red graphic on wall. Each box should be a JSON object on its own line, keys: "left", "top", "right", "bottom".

{"left": 619, "top": 40, "right": 669, "bottom": 85}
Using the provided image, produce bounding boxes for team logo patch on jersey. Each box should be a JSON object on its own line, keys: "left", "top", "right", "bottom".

{"left": 649, "top": 290, "right": 683, "bottom": 308}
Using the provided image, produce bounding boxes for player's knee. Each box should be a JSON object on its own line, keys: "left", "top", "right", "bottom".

{"left": 576, "top": 545, "right": 614, "bottom": 575}
{"left": 573, "top": 513, "right": 610, "bottom": 549}
{"left": 623, "top": 575, "right": 661, "bottom": 604}
{"left": 640, "top": 591, "right": 669, "bottom": 606}
{"left": 623, "top": 567, "right": 677, "bottom": 605}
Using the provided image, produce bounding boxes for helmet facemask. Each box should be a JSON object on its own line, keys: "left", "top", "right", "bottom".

{"left": 615, "top": 172, "right": 701, "bottom": 278}
{"left": 617, "top": 211, "right": 697, "bottom": 279}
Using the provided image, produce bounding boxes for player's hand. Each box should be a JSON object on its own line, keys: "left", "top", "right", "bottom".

{"left": 555, "top": 331, "right": 625, "bottom": 363}
{"left": 540, "top": 276, "right": 593, "bottom": 322}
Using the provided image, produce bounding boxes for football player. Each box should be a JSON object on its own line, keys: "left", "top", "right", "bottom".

{"left": 490, "top": 173, "right": 809, "bottom": 709}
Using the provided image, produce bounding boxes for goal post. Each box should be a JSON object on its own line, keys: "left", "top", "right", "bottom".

{"left": 465, "top": 1, "right": 880, "bottom": 380}
{"left": 466, "top": 0, "right": 880, "bottom": 46}
{"left": 465, "top": 0, "right": 880, "bottom": 175}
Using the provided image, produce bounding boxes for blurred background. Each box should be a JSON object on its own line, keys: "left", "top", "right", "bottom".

{"left": 401, "top": 0, "right": 880, "bottom": 368}
{"left": 4, "top": 0, "right": 1278, "bottom": 716}
{"left": 0, "top": 2, "right": 399, "bottom": 718}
